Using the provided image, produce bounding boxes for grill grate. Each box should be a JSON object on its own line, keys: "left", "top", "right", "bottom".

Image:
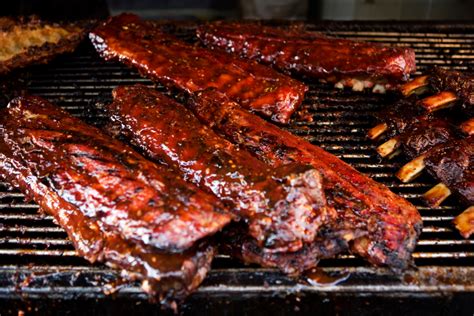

{"left": 0, "top": 21, "right": 473, "bottom": 311}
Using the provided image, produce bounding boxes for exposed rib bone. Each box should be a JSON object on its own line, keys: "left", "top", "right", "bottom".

{"left": 423, "top": 183, "right": 452, "bottom": 207}
{"left": 367, "top": 123, "right": 388, "bottom": 140}
{"left": 376, "top": 137, "right": 400, "bottom": 158}
{"left": 400, "top": 75, "right": 429, "bottom": 96}
{"left": 453, "top": 206, "right": 474, "bottom": 239}
{"left": 460, "top": 118, "right": 474, "bottom": 136}
{"left": 396, "top": 155, "right": 426, "bottom": 183}
{"left": 420, "top": 91, "right": 457, "bottom": 112}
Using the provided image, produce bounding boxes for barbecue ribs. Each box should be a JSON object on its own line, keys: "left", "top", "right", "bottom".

{"left": 89, "top": 13, "right": 307, "bottom": 124}
{"left": 0, "top": 96, "right": 233, "bottom": 301}
{"left": 107, "top": 85, "right": 329, "bottom": 255}
{"left": 197, "top": 21, "right": 416, "bottom": 93}
{"left": 0, "top": 16, "right": 91, "bottom": 74}
{"left": 185, "top": 89, "right": 422, "bottom": 270}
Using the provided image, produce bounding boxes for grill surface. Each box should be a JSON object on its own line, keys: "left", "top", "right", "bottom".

{"left": 0, "top": 21, "right": 473, "bottom": 315}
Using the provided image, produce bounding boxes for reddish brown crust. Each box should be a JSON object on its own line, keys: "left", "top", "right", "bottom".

{"left": 0, "top": 16, "right": 92, "bottom": 74}
{"left": 0, "top": 96, "right": 231, "bottom": 253}
{"left": 107, "top": 85, "right": 328, "bottom": 254}
{"left": 187, "top": 89, "right": 422, "bottom": 271}
{"left": 424, "top": 137, "right": 474, "bottom": 206}
{"left": 89, "top": 13, "right": 307, "bottom": 124}
{"left": 197, "top": 21, "right": 416, "bottom": 84}
{"left": 0, "top": 99, "right": 219, "bottom": 303}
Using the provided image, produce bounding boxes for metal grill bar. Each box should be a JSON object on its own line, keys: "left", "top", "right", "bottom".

{"left": 0, "top": 21, "right": 472, "bottom": 302}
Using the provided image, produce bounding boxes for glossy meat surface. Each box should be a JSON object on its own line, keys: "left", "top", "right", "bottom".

{"left": 0, "top": 96, "right": 231, "bottom": 253}
{"left": 187, "top": 89, "right": 422, "bottom": 270}
{"left": 0, "top": 16, "right": 90, "bottom": 74}
{"left": 400, "top": 118, "right": 456, "bottom": 159}
{"left": 0, "top": 99, "right": 221, "bottom": 302}
{"left": 197, "top": 21, "right": 416, "bottom": 85}
{"left": 89, "top": 14, "right": 307, "bottom": 124}
{"left": 425, "top": 137, "right": 474, "bottom": 205}
{"left": 374, "top": 96, "right": 430, "bottom": 137}
{"left": 108, "top": 85, "right": 329, "bottom": 254}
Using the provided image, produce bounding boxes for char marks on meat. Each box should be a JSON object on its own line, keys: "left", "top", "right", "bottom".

{"left": 0, "top": 16, "right": 91, "bottom": 74}
{"left": 0, "top": 96, "right": 233, "bottom": 301}
{"left": 186, "top": 89, "right": 422, "bottom": 270}
{"left": 197, "top": 21, "right": 416, "bottom": 89}
{"left": 108, "top": 85, "right": 329, "bottom": 257}
{"left": 424, "top": 137, "right": 474, "bottom": 205}
{"left": 89, "top": 14, "right": 307, "bottom": 124}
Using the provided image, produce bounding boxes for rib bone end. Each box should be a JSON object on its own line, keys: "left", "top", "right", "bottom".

{"left": 400, "top": 75, "right": 429, "bottom": 96}
{"left": 420, "top": 91, "right": 457, "bottom": 112}
{"left": 376, "top": 137, "right": 400, "bottom": 158}
{"left": 367, "top": 123, "right": 388, "bottom": 140}
{"left": 396, "top": 155, "right": 426, "bottom": 183}
{"left": 453, "top": 206, "right": 474, "bottom": 239}
{"left": 423, "top": 182, "right": 451, "bottom": 207}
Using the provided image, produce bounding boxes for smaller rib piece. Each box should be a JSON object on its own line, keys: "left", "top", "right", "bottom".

{"left": 424, "top": 137, "right": 473, "bottom": 206}
{"left": 90, "top": 14, "right": 307, "bottom": 124}
{"left": 197, "top": 21, "right": 416, "bottom": 89}
{"left": 0, "top": 16, "right": 90, "bottom": 74}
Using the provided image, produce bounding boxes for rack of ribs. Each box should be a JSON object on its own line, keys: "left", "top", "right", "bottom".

{"left": 0, "top": 96, "right": 232, "bottom": 302}
{"left": 107, "top": 85, "right": 330, "bottom": 265}
{"left": 368, "top": 67, "right": 473, "bottom": 237}
{"left": 89, "top": 14, "right": 307, "bottom": 124}
{"left": 196, "top": 21, "right": 416, "bottom": 93}
{"left": 182, "top": 88, "right": 421, "bottom": 271}
{"left": 0, "top": 16, "right": 92, "bottom": 74}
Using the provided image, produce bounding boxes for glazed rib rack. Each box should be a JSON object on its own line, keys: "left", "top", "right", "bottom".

{"left": 0, "top": 21, "right": 473, "bottom": 312}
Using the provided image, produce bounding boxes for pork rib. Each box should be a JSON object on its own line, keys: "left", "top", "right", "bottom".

{"left": 186, "top": 89, "right": 422, "bottom": 270}
{"left": 0, "top": 16, "right": 91, "bottom": 74}
{"left": 89, "top": 13, "right": 307, "bottom": 124}
{"left": 0, "top": 96, "right": 231, "bottom": 302}
{"left": 107, "top": 85, "right": 329, "bottom": 255}
{"left": 0, "top": 96, "right": 231, "bottom": 252}
{"left": 197, "top": 21, "right": 416, "bottom": 92}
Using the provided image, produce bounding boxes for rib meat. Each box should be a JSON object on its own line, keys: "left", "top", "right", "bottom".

{"left": 186, "top": 89, "right": 422, "bottom": 270}
{"left": 107, "top": 85, "right": 329, "bottom": 255}
{"left": 0, "top": 16, "right": 91, "bottom": 74}
{"left": 0, "top": 96, "right": 232, "bottom": 302}
{"left": 197, "top": 21, "right": 416, "bottom": 92}
{"left": 0, "top": 96, "right": 231, "bottom": 252}
{"left": 89, "top": 14, "right": 307, "bottom": 124}
{"left": 428, "top": 67, "right": 474, "bottom": 113}
{"left": 424, "top": 137, "right": 473, "bottom": 205}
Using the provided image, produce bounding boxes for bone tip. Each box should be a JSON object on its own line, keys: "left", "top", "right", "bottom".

{"left": 423, "top": 182, "right": 451, "bottom": 207}
{"left": 367, "top": 123, "right": 388, "bottom": 140}
{"left": 453, "top": 206, "right": 474, "bottom": 239}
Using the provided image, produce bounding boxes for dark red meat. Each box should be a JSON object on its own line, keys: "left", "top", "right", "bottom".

{"left": 197, "top": 21, "right": 416, "bottom": 86}
{"left": 0, "top": 96, "right": 231, "bottom": 252}
{"left": 424, "top": 137, "right": 474, "bottom": 205}
{"left": 0, "top": 96, "right": 231, "bottom": 302}
{"left": 429, "top": 67, "right": 474, "bottom": 113}
{"left": 89, "top": 14, "right": 307, "bottom": 124}
{"left": 400, "top": 118, "right": 457, "bottom": 159}
{"left": 186, "top": 89, "right": 422, "bottom": 270}
{"left": 107, "top": 85, "right": 330, "bottom": 255}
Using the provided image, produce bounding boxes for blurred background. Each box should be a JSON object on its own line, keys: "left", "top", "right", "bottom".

{"left": 3, "top": 0, "right": 474, "bottom": 20}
